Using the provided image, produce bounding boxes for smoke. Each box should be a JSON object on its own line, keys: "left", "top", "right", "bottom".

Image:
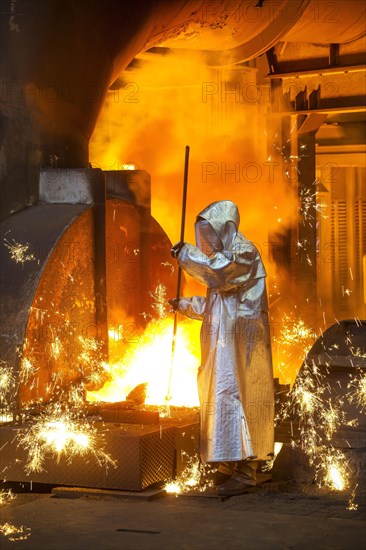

{"left": 89, "top": 49, "right": 297, "bottom": 296}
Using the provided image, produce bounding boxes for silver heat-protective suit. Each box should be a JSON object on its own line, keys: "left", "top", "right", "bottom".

{"left": 177, "top": 200, "right": 274, "bottom": 463}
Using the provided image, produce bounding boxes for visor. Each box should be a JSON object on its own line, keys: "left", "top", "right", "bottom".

{"left": 195, "top": 219, "right": 222, "bottom": 256}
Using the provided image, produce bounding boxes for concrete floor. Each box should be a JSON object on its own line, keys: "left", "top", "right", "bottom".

{"left": 1, "top": 482, "right": 365, "bottom": 549}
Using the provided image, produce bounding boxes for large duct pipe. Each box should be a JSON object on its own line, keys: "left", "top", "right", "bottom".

{"left": 1, "top": 0, "right": 365, "bottom": 219}
{"left": 205, "top": 0, "right": 365, "bottom": 65}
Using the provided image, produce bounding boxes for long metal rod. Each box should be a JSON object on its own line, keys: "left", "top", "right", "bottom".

{"left": 166, "top": 145, "right": 190, "bottom": 402}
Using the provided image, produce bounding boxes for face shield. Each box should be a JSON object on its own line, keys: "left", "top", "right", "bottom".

{"left": 195, "top": 219, "right": 222, "bottom": 256}
{"left": 221, "top": 221, "right": 237, "bottom": 251}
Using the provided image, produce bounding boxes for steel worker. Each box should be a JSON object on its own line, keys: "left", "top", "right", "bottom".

{"left": 169, "top": 200, "right": 274, "bottom": 496}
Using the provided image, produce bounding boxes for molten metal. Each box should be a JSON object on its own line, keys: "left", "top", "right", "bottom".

{"left": 87, "top": 317, "right": 200, "bottom": 407}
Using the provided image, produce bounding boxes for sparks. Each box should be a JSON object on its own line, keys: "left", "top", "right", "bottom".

{"left": 17, "top": 401, "right": 116, "bottom": 474}
{"left": 276, "top": 314, "right": 317, "bottom": 348}
{"left": 273, "top": 314, "right": 317, "bottom": 385}
{"left": 50, "top": 336, "right": 63, "bottom": 359}
{"left": 0, "top": 522, "right": 31, "bottom": 542}
{"left": 347, "top": 369, "right": 366, "bottom": 412}
{"left": 278, "top": 360, "right": 355, "bottom": 492}
{"left": 0, "top": 365, "right": 15, "bottom": 395}
{"left": 347, "top": 484, "right": 359, "bottom": 511}
{"left": 77, "top": 337, "right": 109, "bottom": 389}
{"left": 299, "top": 185, "right": 328, "bottom": 227}
{"left": 0, "top": 489, "right": 15, "bottom": 506}
{"left": 321, "top": 448, "right": 350, "bottom": 491}
{"left": 161, "top": 261, "right": 175, "bottom": 275}
{"left": 165, "top": 455, "right": 202, "bottom": 494}
{"left": 0, "top": 364, "right": 16, "bottom": 416}
{"left": 20, "top": 357, "right": 38, "bottom": 385}
{"left": 149, "top": 283, "right": 168, "bottom": 319}
{"left": 315, "top": 200, "right": 329, "bottom": 219}
{"left": 320, "top": 398, "right": 347, "bottom": 440}
{"left": 299, "top": 187, "right": 315, "bottom": 225}
{"left": 3, "top": 238, "right": 36, "bottom": 265}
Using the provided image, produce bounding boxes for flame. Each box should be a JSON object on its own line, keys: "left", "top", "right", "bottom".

{"left": 108, "top": 326, "right": 123, "bottom": 342}
{"left": 87, "top": 317, "right": 200, "bottom": 407}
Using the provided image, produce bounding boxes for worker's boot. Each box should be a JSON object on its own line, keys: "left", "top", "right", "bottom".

{"left": 216, "top": 460, "right": 257, "bottom": 496}
{"left": 200, "top": 462, "right": 234, "bottom": 487}
{"left": 212, "top": 462, "right": 235, "bottom": 486}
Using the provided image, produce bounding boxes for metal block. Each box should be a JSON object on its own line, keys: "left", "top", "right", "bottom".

{"left": 94, "top": 405, "right": 160, "bottom": 425}
{"left": 0, "top": 423, "right": 175, "bottom": 491}
{"left": 52, "top": 486, "right": 166, "bottom": 501}
{"left": 105, "top": 170, "right": 151, "bottom": 210}
{"left": 0, "top": 203, "right": 92, "bottom": 405}
{"left": 39, "top": 168, "right": 105, "bottom": 204}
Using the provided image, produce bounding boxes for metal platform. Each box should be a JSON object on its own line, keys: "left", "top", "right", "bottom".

{"left": 0, "top": 423, "right": 176, "bottom": 491}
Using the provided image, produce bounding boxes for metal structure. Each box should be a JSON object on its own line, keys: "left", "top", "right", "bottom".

{"left": 0, "top": 423, "right": 176, "bottom": 491}
{"left": 1, "top": 0, "right": 365, "bottom": 492}
{"left": 276, "top": 319, "right": 366, "bottom": 449}
{"left": 0, "top": 168, "right": 175, "bottom": 408}
{"left": 2, "top": 0, "right": 365, "bottom": 220}
{"left": 0, "top": 167, "right": 191, "bottom": 491}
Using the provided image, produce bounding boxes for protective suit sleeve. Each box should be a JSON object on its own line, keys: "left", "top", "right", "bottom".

{"left": 177, "top": 243, "right": 256, "bottom": 291}
{"left": 178, "top": 296, "right": 206, "bottom": 320}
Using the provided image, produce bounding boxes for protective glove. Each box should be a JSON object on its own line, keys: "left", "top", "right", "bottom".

{"left": 170, "top": 241, "right": 185, "bottom": 258}
{"left": 168, "top": 298, "right": 180, "bottom": 312}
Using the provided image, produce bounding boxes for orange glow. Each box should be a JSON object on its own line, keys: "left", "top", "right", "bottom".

{"left": 272, "top": 313, "right": 317, "bottom": 385}
{"left": 89, "top": 50, "right": 317, "bottom": 388}
{"left": 89, "top": 49, "right": 297, "bottom": 276}
{"left": 89, "top": 49, "right": 302, "bottom": 384}
{"left": 87, "top": 317, "right": 201, "bottom": 407}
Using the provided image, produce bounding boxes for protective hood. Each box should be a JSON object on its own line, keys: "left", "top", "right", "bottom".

{"left": 195, "top": 200, "right": 239, "bottom": 253}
